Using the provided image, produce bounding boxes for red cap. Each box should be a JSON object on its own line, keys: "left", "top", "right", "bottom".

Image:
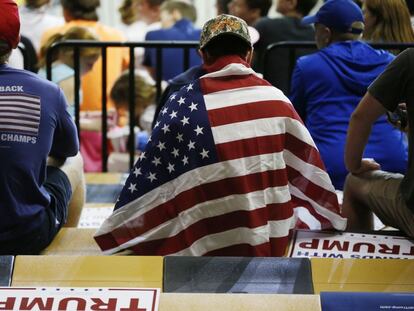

{"left": 0, "top": 0, "right": 20, "bottom": 49}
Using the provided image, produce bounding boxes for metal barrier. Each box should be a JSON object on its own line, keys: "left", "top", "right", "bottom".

{"left": 263, "top": 41, "right": 414, "bottom": 95}
{"left": 46, "top": 40, "right": 199, "bottom": 172}
{"left": 16, "top": 36, "right": 38, "bottom": 73}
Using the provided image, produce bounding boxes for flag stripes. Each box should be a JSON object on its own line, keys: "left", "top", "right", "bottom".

{"left": 0, "top": 93, "right": 41, "bottom": 135}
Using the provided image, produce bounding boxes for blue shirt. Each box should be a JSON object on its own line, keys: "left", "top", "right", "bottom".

{"left": 143, "top": 19, "right": 202, "bottom": 81}
{"left": 290, "top": 41, "right": 408, "bottom": 189}
{"left": 0, "top": 65, "right": 78, "bottom": 240}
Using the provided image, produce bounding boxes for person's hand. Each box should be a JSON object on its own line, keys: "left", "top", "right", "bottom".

{"left": 351, "top": 158, "right": 381, "bottom": 175}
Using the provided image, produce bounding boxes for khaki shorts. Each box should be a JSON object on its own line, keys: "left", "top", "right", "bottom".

{"left": 363, "top": 171, "right": 414, "bottom": 238}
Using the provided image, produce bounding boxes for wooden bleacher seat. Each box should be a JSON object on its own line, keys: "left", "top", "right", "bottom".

{"left": 12, "top": 255, "right": 163, "bottom": 288}
{"left": 311, "top": 258, "right": 414, "bottom": 293}
{"left": 163, "top": 256, "right": 314, "bottom": 294}
{"left": 158, "top": 293, "right": 321, "bottom": 311}
{"left": 0, "top": 256, "right": 13, "bottom": 286}
{"left": 40, "top": 228, "right": 101, "bottom": 255}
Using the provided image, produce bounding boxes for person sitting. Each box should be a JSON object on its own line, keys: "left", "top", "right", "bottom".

{"left": 342, "top": 48, "right": 414, "bottom": 238}
{"left": 253, "top": 0, "right": 318, "bottom": 94}
{"left": 107, "top": 71, "right": 156, "bottom": 173}
{"left": 290, "top": 0, "right": 408, "bottom": 190}
{"left": 94, "top": 14, "right": 346, "bottom": 256}
{"left": 41, "top": 0, "right": 129, "bottom": 172}
{"left": 362, "top": 0, "right": 414, "bottom": 51}
{"left": 227, "top": 0, "right": 272, "bottom": 26}
{"left": 38, "top": 26, "right": 100, "bottom": 117}
{"left": 0, "top": 0, "right": 84, "bottom": 255}
{"left": 143, "top": 0, "right": 201, "bottom": 82}
{"left": 19, "top": 0, "right": 64, "bottom": 53}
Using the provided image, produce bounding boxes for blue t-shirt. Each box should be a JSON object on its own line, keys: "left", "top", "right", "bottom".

{"left": 290, "top": 41, "right": 408, "bottom": 189}
{"left": 143, "top": 19, "right": 202, "bottom": 81}
{"left": 0, "top": 64, "right": 79, "bottom": 240}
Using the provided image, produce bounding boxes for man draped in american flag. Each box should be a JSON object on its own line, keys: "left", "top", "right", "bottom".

{"left": 95, "top": 14, "right": 346, "bottom": 256}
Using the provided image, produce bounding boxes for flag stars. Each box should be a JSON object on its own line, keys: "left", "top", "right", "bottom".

{"left": 157, "top": 141, "right": 166, "bottom": 151}
{"left": 186, "top": 83, "right": 193, "bottom": 92}
{"left": 161, "top": 107, "right": 168, "bottom": 115}
{"left": 176, "top": 133, "right": 184, "bottom": 142}
{"left": 169, "top": 110, "right": 178, "bottom": 119}
{"left": 177, "top": 97, "right": 186, "bottom": 105}
{"left": 154, "top": 121, "right": 160, "bottom": 129}
{"left": 180, "top": 116, "right": 190, "bottom": 126}
{"left": 182, "top": 155, "right": 189, "bottom": 165}
{"left": 188, "top": 140, "right": 196, "bottom": 151}
{"left": 128, "top": 183, "right": 137, "bottom": 193}
{"left": 200, "top": 148, "right": 210, "bottom": 159}
{"left": 169, "top": 94, "right": 176, "bottom": 102}
{"left": 194, "top": 125, "right": 204, "bottom": 136}
{"left": 161, "top": 124, "right": 170, "bottom": 134}
{"left": 167, "top": 163, "right": 175, "bottom": 173}
{"left": 189, "top": 102, "right": 198, "bottom": 112}
{"left": 152, "top": 156, "right": 161, "bottom": 167}
{"left": 139, "top": 152, "right": 146, "bottom": 161}
{"left": 147, "top": 172, "right": 157, "bottom": 182}
{"left": 171, "top": 148, "right": 180, "bottom": 157}
{"left": 133, "top": 167, "right": 142, "bottom": 177}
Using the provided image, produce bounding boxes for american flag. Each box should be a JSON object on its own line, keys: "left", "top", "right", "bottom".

{"left": 95, "top": 59, "right": 346, "bottom": 256}
{"left": 0, "top": 93, "right": 41, "bottom": 135}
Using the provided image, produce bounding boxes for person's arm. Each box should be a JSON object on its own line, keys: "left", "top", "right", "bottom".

{"left": 344, "top": 92, "right": 386, "bottom": 174}
{"left": 50, "top": 88, "right": 79, "bottom": 159}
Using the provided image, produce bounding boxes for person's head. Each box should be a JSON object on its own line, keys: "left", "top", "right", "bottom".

{"left": 302, "top": 0, "right": 364, "bottom": 49}
{"left": 110, "top": 71, "right": 156, "bottom": 126}
{"left": 119, "top": 0, "right": 140, "bottom": 25}
{"left": 0, "top": 0, "right": 20, "bottom": 64}
{"left": 277, "top": 0, "right": 318, "bottom": 18}
{"left": 228, "top": 0, "right": 272, "bottom": 26}
{"left": 25, "top": 0, "right": 50, "bottom": 9}
{"left": 60, "top": 0, "right": 100, "bottom": 22}
{"left": 138, "top": 0, "right": 165, "bottom": 24}
{"left": 216, "top": 0, "right": 231, "bottom": 15}
{"left": 38, "top": 26, "right": 100, "bottom": 76}
{"left": 199, "top": 14, "right": 253, "bottom": 65}
{"left": 159, "top": 0, "right": 197, "bottom": 28}
{"left": 362, "top": 0, "right": 414, "bottom": 44}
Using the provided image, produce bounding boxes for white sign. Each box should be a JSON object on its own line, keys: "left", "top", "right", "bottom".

{"left": 0, "top": 287, "right": 160, "bottom": 311}
{"left": 289, "top": 230, "right": 414, "bottom": 259}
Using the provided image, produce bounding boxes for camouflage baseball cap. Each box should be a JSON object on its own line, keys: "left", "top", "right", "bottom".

{"left": 200, "top": 14, "right": 252, "bottom": 50}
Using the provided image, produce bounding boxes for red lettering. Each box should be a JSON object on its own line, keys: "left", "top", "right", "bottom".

{"left": 58, "top": 298, "right": 86, "bottom": 311}
{"left": 299, "top": 239, "right": 319, "bottom": 249}
{"left": 402, "top": 246, "right": 414, "bottom": 256}
{"left": 120, "top": 299, "right": 146, "bottom": 311}
{"left": 91, "top": 298, "right": 118, "bottom": 310}
{"left": 20, "top": 298, "right": 53, "bottom": 310}
{"left": 378, "top": 244, "right": 400, "bottom": 255}
{"left": 352, "top": 242, "right": 375, "bottom": 253}
{"left": 322, "top": 240, "right": 349, "bottom": 251}
{"left": 0, "top": 297, "right": 15, "bottom": 310}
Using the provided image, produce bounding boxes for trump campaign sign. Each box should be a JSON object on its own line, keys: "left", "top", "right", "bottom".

{"left": 289, "top": 230, "right": 414, "bottom": 259}
{"left": 0, "top": 287, "right": 159, "bottom": 311}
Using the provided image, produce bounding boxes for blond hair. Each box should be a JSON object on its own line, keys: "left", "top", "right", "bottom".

{"left": 38, "top": 26, "right": 100, "bottom": 68}
{"left": 119, "top": 0, "right": 140, "bottom": 25}
{"left": 363, "top": 0, "right": 414, "bottom": 43}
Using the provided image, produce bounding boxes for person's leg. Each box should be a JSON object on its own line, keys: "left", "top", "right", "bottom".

{"left": 47, "top": 152, "right": 85, "bottom": 227}
{"left": 342, "top": 170, "right": 408, "bottom": 233}
{"left": 342, "top": 172, "right": 375, "bottom": 230}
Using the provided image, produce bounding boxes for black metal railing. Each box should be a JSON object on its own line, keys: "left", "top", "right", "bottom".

{"left": 263, "top": 41, "right": 414, "bottom": 95}
{"left": 46, "top": 40, "right": 199, "bottom": 172}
